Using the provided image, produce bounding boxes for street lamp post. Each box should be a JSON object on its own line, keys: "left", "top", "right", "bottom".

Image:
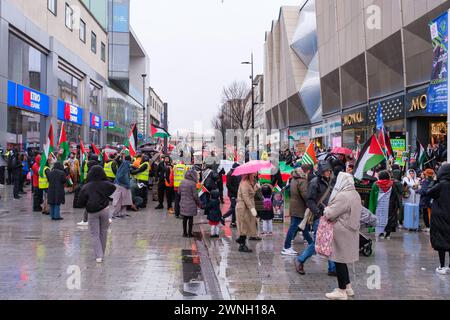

{"left": 142, "top": 74, "right": 147, "bottom": 141}
{"left": 242, "top": 53, "right": 259, "bottom": 160}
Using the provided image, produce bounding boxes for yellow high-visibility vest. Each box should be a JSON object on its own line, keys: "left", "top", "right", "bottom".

{"left": 173, "top": 164, "right": 187, "bottom": 188}
{"left": 134, "top": 162, "right": 149, "bottom": 182}
{"left": 38, "top": 167, "right": 50, "bottom": 189}
{"left": 104, "top": 161, "right": 116, "bottom": 179}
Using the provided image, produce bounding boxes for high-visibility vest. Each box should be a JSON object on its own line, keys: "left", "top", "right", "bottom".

{"left": 83, "top": 162, "right": 88, "bottom": 176}
{"left": 104, "top": 161, "right": 116, "bottom": 179}
{"left": 38, "top": 167, "right": 50, "bottom": 189}
{"left": 134, "top": 162, "right": 149, "bottom": 182}
{"left": 173, "top": 164, "right": 187, "bottom": 188}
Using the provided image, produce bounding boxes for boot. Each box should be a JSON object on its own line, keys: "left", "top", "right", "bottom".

{"left": 239, "top": 244, "right": 252, "bottom": 253}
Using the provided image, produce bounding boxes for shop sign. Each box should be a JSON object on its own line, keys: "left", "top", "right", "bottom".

{"left": 57, "top": 100, "right": 83, "bottom": 125}
{"left": 328, "top": 121, "right": 342, "bottom": 134}
{"left": 90, "top": 113, "right": 102, "bottom": 129}
{"left": 390, "top": 132, "right": 406, "bottom": 166}
{"left": 7, "top": 81, "right": 50, "bottom": 116}
{"left": 104, "top": 121, "right": 116, "bottom": 128}
{"left": 406, "top": 87, "right": 447, "bottom": 117}
{"left": 343, "top": 112, "right": 365, "bottom": 127}
{"left": 311, "top": 125, "right": 325, "bottom": 138}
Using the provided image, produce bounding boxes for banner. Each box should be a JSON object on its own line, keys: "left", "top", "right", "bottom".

{"left": 427, "top": 12, "right": 449, "bottom": 114}
{"left": 390, "top": 132, "right": 406, "bottom": 166}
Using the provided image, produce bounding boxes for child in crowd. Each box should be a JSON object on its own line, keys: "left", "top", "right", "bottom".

{"left": 258, "top": 184, "right": 275, "bottom": 236}
{"left": 205, "top": 190, "right": 224, "bottom": 238}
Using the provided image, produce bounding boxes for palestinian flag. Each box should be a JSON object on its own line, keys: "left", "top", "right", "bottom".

{"left": 288, "top": 129, "right": 295, "bottom": 141}
{"left": 416, "top": 139, "right": 427, "bottom": 169}
{"left": 377, "top": 128, "right": 394, "bottom": 159}
{"left": 151, "top": 124, "right": 170, "bottom": 138}
{"left": 198, "top": 185, "right": 209, "bottom": 197}
{"left": 58, "top": 122, "right": 70, "bottom": 163}
{"left": 354, "top": 135, "right": 385, "bottom": 181}
{"left": 39, "top": 124, "right": 55, "bottom": 177}
{"left": 274, "top": 185, "right": 282, "bottom": 193}
{"left": 91, "top": 143, "right": 103, "bottom": 162}
{"left": 302, "top": 142, "right": 318, "bottom": 165}
{"left": 79, "top": 138, "right": 87, "bottom": 183}
{"left": 125, "top": 124, "right": 138, "bottom": 157}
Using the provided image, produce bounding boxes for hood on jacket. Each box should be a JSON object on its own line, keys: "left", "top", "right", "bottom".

{"left": 292, "top": 167, "right": 308, "bottom": 180}
{"left": 34, "top": 155, "right": 41, "bottom": 165}
{"left": 392, "top": 169, "right": 402, "bottom": 181}
{"left": 437, "top": 163, "right": 450, "bottom": 181}
{"left": 317, "top": 161, "right": 332, "bottom": 176}
{"left": 53, "top": 162, "right": 65, "bottom": 171}
{"left": 87, "top": 165, "right": 107, "bottom": 182}
{"left": 185, "top": 169, "right": 198, "bottom": 183}
{"left": 232, "top": 163, "right": 240, "bottom": 169}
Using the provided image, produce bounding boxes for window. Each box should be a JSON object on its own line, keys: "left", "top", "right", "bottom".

{"left": 79, "top": 20, "right": 86, "bottom": 43}
{"left": 58, "top": 68, "right": 81, "bottom": 106}
{"left": 89, "top": 83, "right": 101, "bottom": 114}
{"left": 65, "top": 3, "right": 73, "bottom": 30}
{"left": 101, "top": 42, "right": 106, "bottom": 62}
{"left": 48, "top": 0, "right": 57, "bottom": 15}
{"left": 91, "top": 32, "right": 97, "bottom": 54}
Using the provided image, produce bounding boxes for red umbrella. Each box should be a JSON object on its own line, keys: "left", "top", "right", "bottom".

{"left": 331, "top": 147, "right": 353, "bottom": 156}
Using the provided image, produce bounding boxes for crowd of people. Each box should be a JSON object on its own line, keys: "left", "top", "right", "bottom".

{"left": 1, "top": 141, "right": 450, "bottom": 300}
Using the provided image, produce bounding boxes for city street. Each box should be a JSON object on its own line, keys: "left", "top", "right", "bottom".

{"left": 0, "top": 186, "right": 448, "bottom": 300}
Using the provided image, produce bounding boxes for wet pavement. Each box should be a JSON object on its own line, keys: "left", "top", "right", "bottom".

{"left": 0, "top": 185, "right": 449, "bottom": 300}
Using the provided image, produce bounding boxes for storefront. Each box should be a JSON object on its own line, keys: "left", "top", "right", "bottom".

{"left": 406, "top": 86, "right": 447, "bottom": 147}
{"left": 89, "top": 113, "right": 102, "bottom": 145}
{"left": 57, "top": 100, "right": 83, "bottom": 145}
{"left": 324, "top": 116, "right": 342, "bottom": 148}
{"left": 289, "top": 126, "right": 310, "bottom": 153}
{"left": 369, "top": 94, "right": 406, "bottom": 133}
{"left": 342, "top": 105, "right": 368, "bottom": 150}
{"left": 7, "top": 81, "right": 50, "bottom": 151}
{"left": 311, "top": 124, "right": 326, "bottom": 149}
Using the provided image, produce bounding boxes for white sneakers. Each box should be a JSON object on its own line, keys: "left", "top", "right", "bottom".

{"left": 346, "top": 288, "right": 355, "bottom": 297}
{"left": 96, "top": 258, "right": 103, "bottom": 263}
{"left": 423, "top": 228, "right": 430, "bottom": 233}
{"left": 77, "top": 221, "right": 88, "bottom": 226}
{"left": 325, "top": 289, "right": 348, "bottom": 300}
{"left": 436, "top": 267, "right": 449, "bottom": 275}
{"left": 281, "top": 247, "right": 298, "bottom": 256}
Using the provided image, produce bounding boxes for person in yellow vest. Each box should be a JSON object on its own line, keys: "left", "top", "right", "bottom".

{"left": 130, "top": 154, "right": 150, "bottom": 208}
{"left": 173, "top": 161, "right": 188, "bottom": 218}
{"left": 103, "top": 154, "right": 118, "bottom": 183}
{"left": 38, "top": 162, "right": 51, "bottom": 215}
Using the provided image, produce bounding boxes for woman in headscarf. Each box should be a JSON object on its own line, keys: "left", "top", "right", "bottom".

{"left": 369, "top": 171, "right": 401, "bottom": 240}
{"left": 403, "top": 169, "right": 421, "bottom": 206}
{"left": 324, "top": 172, "right": 362, "bottom": 300}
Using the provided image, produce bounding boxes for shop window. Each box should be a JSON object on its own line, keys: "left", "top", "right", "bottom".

{"left": 58, "top": 121, "right": 81, "bottom": 144}
{"left": 8, "top": 33, "right": 47, "bottom": 91}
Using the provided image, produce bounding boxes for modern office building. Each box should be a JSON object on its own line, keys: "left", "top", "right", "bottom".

{"left": 316, "top": 0, "right": 449, "bottom": 149}
{"left": 148, "top": 87, "right": 164, "bottom": 127}
{"left": 0, "top": 0, "right": 151, "bottom": 150}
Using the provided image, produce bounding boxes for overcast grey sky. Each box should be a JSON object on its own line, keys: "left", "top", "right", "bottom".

{"left": 130, "top": 0, "right": 300, "bottom": 133}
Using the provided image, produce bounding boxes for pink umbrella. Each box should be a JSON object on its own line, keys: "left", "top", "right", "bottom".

{"left": 331, "top": 147, "right": 353, "bottom": 156}
{"left": 232, "top": 160, "right": 273, "bottom": 176}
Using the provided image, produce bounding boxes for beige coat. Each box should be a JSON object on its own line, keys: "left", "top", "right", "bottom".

{"left": 324, "top": 186, "right": 362, "bottom": 264}
{"left": 236, "top": 179, "right": 258, "bottom": 237}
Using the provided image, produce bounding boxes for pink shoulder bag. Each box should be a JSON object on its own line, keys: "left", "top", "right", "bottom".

{"left": 315, "top": 216, "right": 334, "bottom": 257}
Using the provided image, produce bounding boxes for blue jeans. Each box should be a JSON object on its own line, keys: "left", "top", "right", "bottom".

{"left": 297, "top": 218, "right": 336, "bottom": 273}
{"left": 284, "top": 216, "right": 302, "bottom": 249}
{"left": 50, "top": 205, "right": 61, "bottom": 219}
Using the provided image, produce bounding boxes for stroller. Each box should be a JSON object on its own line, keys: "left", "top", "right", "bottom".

{"left": 359, "top": 207, "right": 377, "bottom": 257}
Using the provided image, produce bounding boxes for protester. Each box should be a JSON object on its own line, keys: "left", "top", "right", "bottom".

{"left": 111, "top": 155, "right": 133, "bottom": 219}
{"left": 295, "top": 161, "right": 336, "bottom": 276}
{"left": 236, "top": 173, "right": 259, "bottom": 253}
{"left": 257, "top": 184, "right": 274, "bottom": 236}
{"left": 31, "top": 154, "right": 43, "bottom": 212}
{"left": 369, "top": 170, "right": 401, "bottom": 240}
{"left": 78, "top": 166, "right": 116, "bottom": 263}
{"left": 218, "top": 168, "right": 225, "bottom": 204}
{"left": 173, "top": 160, "right": 188, "bottom": 219}
{"left": 323, "top": 172, "right": 362, "bottom": 300}
{"left": 417, "top": 169, "right": 435, "bottom": 232}
{"left": 39, "top": 160, "right": 51, "bottom": 215}
{"left": 104, "top": 154, "right": 118, "bottom": 183}
{"left": 155, "top": 155, "right": 169, "bottom": 209}
{"left": 20, "top": 154, "right": 29, "bottom": 192}
{"left": 179, "top": 169, "right": 202, "bottom": 238}
{"left": 223, "top": 163, "right": 241, "bottom": 228}
{"left": 426, "top": 163, "right": 450, "bottom": 275}
{"left": 77, "top": 155, "right": 100, "bottom": 226}
{"left": 205, "top": 189, "right": 223, "bottom": 238}
{"left": 67, "top": 152, "right": 80, "bottom": 193}
{"left": 282, "top": 165, "right": 311, "bottom": 256}
{"left": 130, "top": 154, "right": 150, "bottom": 209}
{"left": 47, "top": 162, "right": 67, "bottom": 221}
{"left": 9, "top": 149, "right": 22, "bottom": 199}
{"left": 165, "top": 159, "right": 175, "bottom": 213}
{"left": 391, "top": 168, "right": 404, "bottom": 227}
{"left": 403, "top": 169, "right": 421, "bottom": 206}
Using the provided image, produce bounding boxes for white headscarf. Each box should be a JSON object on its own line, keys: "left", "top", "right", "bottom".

{"left": 329, "top": 172, "right": 355, "bottom": 204}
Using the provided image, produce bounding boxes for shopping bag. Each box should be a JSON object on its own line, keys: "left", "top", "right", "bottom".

{"left": 315, "top": 216, "right": 334, "bottom": 257}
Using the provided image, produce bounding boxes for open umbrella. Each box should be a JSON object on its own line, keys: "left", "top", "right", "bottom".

{"left": 232, "top": 160, "right": 273, "bottom": 176}
{"left": 331, "top": 147, "right": 353, "bottom": 156}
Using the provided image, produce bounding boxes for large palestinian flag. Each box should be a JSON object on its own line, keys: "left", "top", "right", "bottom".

{"left": 416, "top": 139, "right": 427, "bottom": 169}
{"left": 39, "top": 124, "right": 55, "bottom": 177}
{"left": 151, "top": 124, "right": 170, "bottom": 138}
{"left": 354, "top": 135, "right": 385, "bottom": 181}
{"left": 125, "top": 124, "right": 138, "bottom": 157}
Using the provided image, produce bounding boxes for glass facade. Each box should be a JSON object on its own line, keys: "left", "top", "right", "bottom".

{"left": 106, "top": 85, "right": 141, "bottom": 145}
{"left": 7, "top": 33, "right": 47, "bottom": 150}
{"left": 81, "top": 0, "right": 108, "bottom": 30}
{"left": 108, "top": 0, "right": 130, "bottom": 81}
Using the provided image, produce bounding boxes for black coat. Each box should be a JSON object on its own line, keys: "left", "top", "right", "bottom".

{"left": 427, "top": 164, "right": 450, "bottom": 251}
{"left": 307, "top": 175, "right": 331, "bottom": 220}
{"left": 226, "top": 167, "right": 241, "bottom": 198}
{"left": 47, "top": 163, "right": 67, "bottom": 205}
{"left": 78, "top": 166, "right": 116, "bottom": 213}
{"left": 205, "top": 198, "right": 222, "bottom": 223}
